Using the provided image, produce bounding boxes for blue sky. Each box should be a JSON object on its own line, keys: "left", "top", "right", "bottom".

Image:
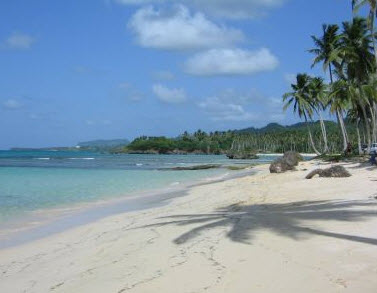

{"left": 0, "top": 0, "right": 354, "bottom": 149}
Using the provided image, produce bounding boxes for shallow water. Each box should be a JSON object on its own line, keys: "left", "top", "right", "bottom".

{"left": 0, "top": 151, "right": 276, "bottom": 223}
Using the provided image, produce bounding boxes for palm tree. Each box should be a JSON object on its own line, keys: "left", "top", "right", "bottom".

{"left": 309, "top": 24, "right": 341, "bottom": 83}
{"left": 309, "top": 24, "right": 350, "bottom": 151}
{"left": 340, "top": 17, "right": 375, "bottom": 149}
{"left": 328, "top": 80, "right": 352, "bottom": 151}
{"left": 352, "top": 3, "right": 377, "bottom": 144}
{"left": 283, "top": 74, "right": 321, "bottom": 155}
{"left": 352, "top": 0, "right": 377, "bottom": 64}
{"left": 361, "top": 76, "right": 377, "bottom": 142}
{"left": 309, "top": 77, "right": 329, "bottom": 153}
{"left": 341, "top": 18, "right": 375, "bottom": 82}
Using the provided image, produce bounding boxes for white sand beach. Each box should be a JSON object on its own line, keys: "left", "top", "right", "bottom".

{"left": 1, "top": 160, "right": 377, "bottom": 293}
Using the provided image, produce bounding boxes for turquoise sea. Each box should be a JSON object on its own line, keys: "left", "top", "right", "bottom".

{"left": 0, "top": 150, "right": 279, "bottom": 225}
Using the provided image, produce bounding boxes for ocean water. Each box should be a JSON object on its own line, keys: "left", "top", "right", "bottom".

{"left": 0, "top": 150, "right": 276, "bottom": 224}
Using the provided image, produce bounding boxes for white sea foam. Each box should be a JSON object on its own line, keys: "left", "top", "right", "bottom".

{"left": 69, "top": 158, "right": 95, "bottom": 160}
{"left": 35, "top": 158, "right": 50, "bottom": 160}
{"left": 204, "top": 172, "right": 230, "bottom": 182}
{"left": 136, "top": 163, "right": 143, "bottom": 166}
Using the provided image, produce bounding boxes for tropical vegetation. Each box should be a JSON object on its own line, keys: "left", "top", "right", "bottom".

{"left": 119, "top": 122, "right": 359, "bottom": 155}
{"left": 282, "top": 1, "right": 377, "bottom": 155}
{"left": 120, "top": 1, "right": 377, "bottom": 157}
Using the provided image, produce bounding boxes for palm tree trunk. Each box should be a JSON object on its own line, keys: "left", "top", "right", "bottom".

{"left": 370, "top": 18, "right": 377, "bottom": 142}
{"left": 358, "top": 85, "right": 372, "bottom": 151}
{"left": 360, "top": 102, "right": 372, "bottom": 151}
{"left": 329, "top": 63, "right": 349, "bottom": 152}
{"left": 336, "top": 110, "right": 349, "bottom": 151}
{"left": 371, "top": 18, "right": 377, "bottom": 69}
{"left": 307, "top": 123, "right": 321, "bottom": 155}
{"left": 318, "top": 112, "right": 328, "bottom": 153}
{"left": 372, "top": 102, "right": 377, "bottom": 143}
{"left": 356, "top": 118, "right": 363, "bottom": 155}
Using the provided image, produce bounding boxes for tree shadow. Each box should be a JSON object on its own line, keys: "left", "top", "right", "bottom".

{"left": 141, "top": 200, "right": 377, "bottom": 246}
{"left": 344, "top": 161, "right": 377, "bottom": 171}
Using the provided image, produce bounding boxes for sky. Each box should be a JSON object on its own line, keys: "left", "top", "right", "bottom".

{"left": 0, "top": 0, "right": 355, "bottom": 149}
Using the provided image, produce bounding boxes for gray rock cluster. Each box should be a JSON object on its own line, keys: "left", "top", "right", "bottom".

{"left": 269, "top": 151, "right": 303, "bottom": 173}
{"left": 227, "top": 151, "right": 258, "bottom": 160}
{"left": 305, "top": 165, "right": 351, "bottom": 179}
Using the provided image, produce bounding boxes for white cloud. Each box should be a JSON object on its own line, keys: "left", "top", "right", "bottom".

{"left": 29, "top": 113, "right": 41, "bottom": 120}
{"left": 116, "top": 82, "right": 144, "bottom": 101}
{"left": 128, "top": 92, "right": 144, "bottom": 101}
{"left": 152, "top": 84, "right": 187, "bottom": 103}
{"left": 103, "top": 120, "right": 112, "bottom": 125}
{"left": 3, "top": 32, "right": 35, "bottom": 50}
{"left": 85, "top": 120, "right": 95, "bottom": 126}
{"left": 184, "top": 48, "right": 278, "bottom": 76}
{"left": 116, "top": 0, "right": 286, "bottom": 19}
{"left": 191, "top": 0, "right": 286, "bottom": 19}
{"left": 198, "top": 89, "right": 285, "bottom": 123}
{"left": 153, "top": 70, "right": 175, "bottom": 81}
{"left": 284, "top": 73, "right": 296, "bottom": 84}
{"left": 199, "top": 97, "right": 257, "bottom": 121}
{"left": 2, "top": 99, "right": 24, "bottom": 109}
{"left": 85, "top": 119, "right": 112, "bottom": 126}
{"left": 116, "top": 0, "right": 151, "bottom": 3}
{"left": 128, "top": 5, "right": 244, "bottom": 50}
{"left": 118, "top": 82, "right": 132, "bottom": 89}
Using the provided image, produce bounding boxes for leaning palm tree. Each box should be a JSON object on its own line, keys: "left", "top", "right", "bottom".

{"left": 340, "top": 17, "right": 375, "bottom": 149}
{"left": 353, "top": 3, "right": 377, "bottom": 145}
{"left": 309, "top": 24, "right": 349, "bottom": 151}
{"left": 361, "top": 76, "right": 377, "bottom": 142}
{"left": 309, "top": 77, "right": 329, "bottom": 153}
{"left": 283, "top": 74, "right": 321, "bottom": 155}
{"left": 328, "top": 80, "right": 351, "bottom": 151}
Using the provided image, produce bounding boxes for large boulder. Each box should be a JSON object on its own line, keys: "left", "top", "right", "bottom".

{"left": 269, "top": 157, "right": 295, "bottom": 173}
{"left": 269, "top": 151, "right": 303, "bottom": 173}
{"left": 283, "top": 151, "right": 303, "bottom": 167}
{"left": 306, "top": 165, "right": 351, "bottom": 179}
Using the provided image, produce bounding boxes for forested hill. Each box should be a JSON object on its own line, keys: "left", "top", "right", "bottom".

{"left": 237, "top": 121, "right": 339, "bottom": 134}
{"left": 232, "top": 121, "right": 355, "bottom": 154}
{"left": 120, "top": 120, "right": 357, "bottom": 155}
{"left": 78, "top": 139, "right": 129, "bottom": 150}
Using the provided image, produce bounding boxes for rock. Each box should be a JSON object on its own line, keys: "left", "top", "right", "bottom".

{"left": 305, "top": 165, "right": 351, "bottom": 179}
{"left": 127, "top": 150, "right": 160, "bottom": 154}
{"left": 269, "top": 157, "right": 296, "bottom": 173}
{"left": 227, "top": 151, "right": 258, "bottom": 160}
{"left": 283, "top": 151, "right": 303, "bottom": 167}
{"left": 162, "top": 164, "right": 221, "bottom": 171}
{"left": 269, "top": 151, "right": 303, "bottom": 173}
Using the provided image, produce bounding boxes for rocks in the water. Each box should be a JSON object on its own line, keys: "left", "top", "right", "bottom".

{"left": 305, "top": 165, "right": 351, "bottom": 179}
{"left": 164, "top": 164, "right": 221, "bottom": 171}
{"left": 269, "top": 151, "right": 302, "bottom": 173}
{"left": 227, "top": 150, "right": 258, "bottom": 160}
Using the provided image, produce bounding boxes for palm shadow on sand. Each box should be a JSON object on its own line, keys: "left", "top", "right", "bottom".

{"left": 142, "top": 200, "right": 377, "bottom": 246}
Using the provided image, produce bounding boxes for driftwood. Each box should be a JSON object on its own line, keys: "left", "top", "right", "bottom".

{"left": 306, "top": 165, "right": 351, "bottom": 179}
